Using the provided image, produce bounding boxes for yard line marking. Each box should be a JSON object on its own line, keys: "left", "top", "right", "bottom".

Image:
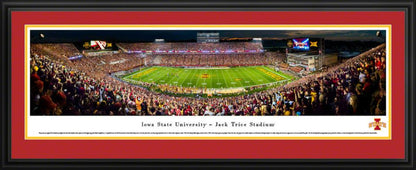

{"left": 220, "top": 69, "right": 229, "bottom": 88}
{"left": 259, "top": 66, "right": 289, "bottom": 81}
{"left": 236, "top": 66, "right": 261, "bottom": 87}
{"left": 252, "top": 66, "right": 277, "bottom": 84}
{"left": 178, "top": 67, "right": 193, "bottom": 87}
{"left": 148, "top": 67, "right": 167, "bottom": 83}
{"left": 263, "top": 66, "right": 291, "bottom": 79}
{"left": 195, "top": 69, "right": 202, "bottom": 88}
{"left": 123, "top": 66, "right": 292, "bottom": 89}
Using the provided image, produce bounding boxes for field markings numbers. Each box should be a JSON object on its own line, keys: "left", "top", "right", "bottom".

{"left": 149, "top": 67, "right": 167, "bottom": 84}
{"left": 233, "top": 69, "right": 244, "bottom": 87}
{"left": 195, "top": 69, "right": 203, "bottom": 88}
{"left": 143, "top": 67, "right": 168, "bottom": 84}
{"left": 134, "top": 68, "right": 159, "bottom": 80}
{"left": 209, "top": 70, "right": 215, "bottom": 88}
{"left": 229, "top": 67, "right": 243, "bottom": 86}
{"left": 245, "top": 67, "right": 263, "bottom": 86}
{"left": 170, "top": 68, "right": 182, "bottom": 85}
{"left": 256, "top": 66, "right": 285, "bottom": 82}
{"left": 256, "top": 67, "right": 274, "bottom": 83}
{"left": 253, "top": 66, "right": 277, "bottom": 84}
{"left": 190, "top": 69, "right": 199, "bottom": 87}
{"left": 236, "top": 67, "right": 259, "bottom": 87}
{"left": 128, "top": 67, "right": 153, "bottom": 80}
{"left": 165, "top": 67, "right": 177, "bottom": 85}
{"left": 224, "top": 68, "right": 240, "bottom": 88}
{"left": 230, "top": 68, "right": 242, "bottom": 86}
{"left": 263, "top": 66, "right": 291, "bottom": 80}
{"left": 201, "top": 73, "right": 207, "bottom": 87}
{"left": 125, "top": 67, "right": 151, "bottom": 79}
{"left": 179, "top": 68, "right": 194, "bottom": 87}
{"left": 224, "top": 69, "right": 232, "bottom": 88}
{"left": 139, "top": 67, "right": 156, "bottom": 82}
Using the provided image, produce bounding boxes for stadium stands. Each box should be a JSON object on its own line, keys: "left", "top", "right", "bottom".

{"left": 30, "top": 42, "right": 386, "bottom": 116}
{"left": 31, "top": 43, "right": 81, "bottom": 60}
{"left": 117, "top": 42, "right": 263, "bottom": 53}
{"left": 158, "top": 54, "right": 267, "bottom": 67}
{"left": 70, "top": 53, "right": 144, "bottom": 80}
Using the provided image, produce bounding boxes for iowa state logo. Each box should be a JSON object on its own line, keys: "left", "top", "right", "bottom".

{"left": 369, "top": 118, "right": 386, "bottom": 130}
{"left": 310, "top": 41, "right": 318, "bottom": 47}
{"left": 287, "top": 40, "right": 293, "bottom": 47}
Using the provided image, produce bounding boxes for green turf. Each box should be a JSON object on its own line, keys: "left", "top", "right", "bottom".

{"left": 122, "top": 66, "right": 292, "bottom": 89}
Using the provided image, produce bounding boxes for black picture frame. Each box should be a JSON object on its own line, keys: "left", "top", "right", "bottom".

{"left": 1, "top": 0, "right": 414, "bottom": 169}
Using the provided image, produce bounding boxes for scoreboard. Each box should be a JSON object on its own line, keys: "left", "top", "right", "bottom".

{"left": 287, "top": 38, "right": 324, "bottom": 54}
{"left": 197, "top": 32, "right": 219, "bottom": 43}
{"left": 292, "top": 38, "right": 310, "bottom": 50}
{"left": 83, "top": 40, "right": 112, "bottom": 50}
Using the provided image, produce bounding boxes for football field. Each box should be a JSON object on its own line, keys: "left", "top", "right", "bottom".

{"left": 122, "top": 66, "right": 292, "bottom": 89}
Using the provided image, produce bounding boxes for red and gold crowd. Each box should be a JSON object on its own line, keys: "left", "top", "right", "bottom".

{"left": 158, "top": 53, "right": 268, "bottom": 66}
{"left": 29, "top": 43, "right": 386, "bottom": 116}
{"left": 117, "top": 42, "right": 263, "bottom": 52}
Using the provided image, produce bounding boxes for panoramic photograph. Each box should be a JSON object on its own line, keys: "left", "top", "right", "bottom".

{"left": 29, "top": 29, "right": 387, "bottom": 116}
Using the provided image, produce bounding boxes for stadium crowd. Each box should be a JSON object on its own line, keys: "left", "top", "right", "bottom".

{"left": 31, "top": 43, "right": 81, "bottom": 59}
{"left": 117, "top": 42, "right": 263, "bottom": 52}
{"left": 70, "top": 53, "right": 144, "bottom": 80}
{"left": 158, "top": 53, "right": 268, "bottom": 66}
{"left": 30, "top": 43, "right": 386, "bottom": 116}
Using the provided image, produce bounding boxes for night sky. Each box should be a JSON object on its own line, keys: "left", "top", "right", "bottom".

{"left": 30, "top": 30, "right": 386, "bottom": 43}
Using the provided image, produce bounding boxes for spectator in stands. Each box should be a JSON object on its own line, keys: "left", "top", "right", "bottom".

{"left": 30, "top": 43, "right": 386, "bottom": 116}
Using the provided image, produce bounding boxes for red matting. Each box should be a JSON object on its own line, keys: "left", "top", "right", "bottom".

{"left": 11, "top": 11, "right": 405, "bottom": 159}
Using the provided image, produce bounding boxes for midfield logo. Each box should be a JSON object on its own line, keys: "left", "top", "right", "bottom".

{"left": 369, "top": 118, "right": 386, "bottom": 130}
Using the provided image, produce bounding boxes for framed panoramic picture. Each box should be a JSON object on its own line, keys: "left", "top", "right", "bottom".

{"left": 1, "top": 0, "right": 414, "bottom": 169}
